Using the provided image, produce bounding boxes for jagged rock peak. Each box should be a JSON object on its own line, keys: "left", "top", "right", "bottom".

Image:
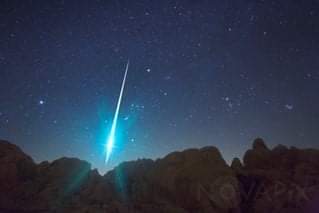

{"left": 231, "top": 157, "right": 243, "bottom": 170}
{"left": 1, "top": 139, "right": 319, "bottom": 213}
{"left": 252, "top": 137, "right": 269, "bottom": 150}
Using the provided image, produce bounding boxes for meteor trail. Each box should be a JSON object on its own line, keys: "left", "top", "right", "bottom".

{"left": 105, "top": 60, "right": 129, "bottom": 163}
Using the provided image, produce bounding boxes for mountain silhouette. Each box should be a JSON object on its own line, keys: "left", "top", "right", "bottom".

{"left": 0, "top": 138, "right": 318, "bottom": 213}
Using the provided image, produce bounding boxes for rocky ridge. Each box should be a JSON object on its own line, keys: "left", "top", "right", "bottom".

{"left": 0, "top": 138, "right": 318, "bottom": 213}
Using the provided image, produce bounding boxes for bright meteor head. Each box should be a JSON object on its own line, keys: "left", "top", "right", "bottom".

{"left": 105, "top": 132, "right": 115, "bottom": 163}
{"left": 105, "top": 60, "right": 129, "bottom": 164}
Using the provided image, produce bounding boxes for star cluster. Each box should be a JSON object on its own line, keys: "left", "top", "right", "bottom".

{"left": 0, "top": 0, "right": 319, "bottom": 173}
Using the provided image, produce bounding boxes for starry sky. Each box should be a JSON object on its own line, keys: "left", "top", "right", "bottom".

{"left": 1, "top": 0, "right": 319, "bottom": 173}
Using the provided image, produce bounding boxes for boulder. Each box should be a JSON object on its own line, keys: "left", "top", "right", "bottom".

{"left": 231, "top": 157, "right": 243, "bottom": 171}
{"left": 0, "top": 140, "right": 38, "bottom": 211}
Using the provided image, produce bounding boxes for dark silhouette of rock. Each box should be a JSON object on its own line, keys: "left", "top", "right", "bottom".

{"left": 240, "top": 139, "right": 319, "bottom": 213}
{"left": 252, "top": 138, "right": 268, "bottom": 150}
{"left": 243, "top": 138, "right": 273, "bottom": 170}
{"left": 0, "top": 140, "right": 38, "bottom": 212}
{"left": 231, "top": 157, "right": 243, "bottom": 171}
{"left": 0, "top": 138, "right": 318, "bottom": 212}
{"left": 147, "top": 147, "right": 240, "bottom": 212}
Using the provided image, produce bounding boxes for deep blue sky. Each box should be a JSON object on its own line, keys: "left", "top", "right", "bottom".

{"left": 1, "top": 0, "right": 319, "bottom": 173}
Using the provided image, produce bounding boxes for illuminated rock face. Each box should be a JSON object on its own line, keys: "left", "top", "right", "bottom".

{"left": 0, "top": 139, "right": 319, "bottom": 213}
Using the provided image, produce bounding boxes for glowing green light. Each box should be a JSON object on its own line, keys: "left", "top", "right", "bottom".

{"left": 105, "top": 60, "right": 129, "bottom": 163}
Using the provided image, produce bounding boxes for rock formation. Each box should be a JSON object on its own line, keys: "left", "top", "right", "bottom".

{"left": 0, "top": 138, "right": 318, "bottom": 212}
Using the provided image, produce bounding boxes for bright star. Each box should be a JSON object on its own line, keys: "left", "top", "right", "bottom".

{"left": 285, "top": 104, "right": 294, "bottom": 110}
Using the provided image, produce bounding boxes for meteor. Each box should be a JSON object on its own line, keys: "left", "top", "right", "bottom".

{"left": 105, "top": 60, "right": 129, "bottom": 163}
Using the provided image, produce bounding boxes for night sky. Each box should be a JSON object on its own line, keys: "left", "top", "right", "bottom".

{"left": 1, "top": 0, "right": 319, "bottom": 173}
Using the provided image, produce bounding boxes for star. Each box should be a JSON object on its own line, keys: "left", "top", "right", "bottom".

{"left": 164, "top": 75, "right": 171, "bottom": 80}
{"left": 285, "top": 104, "right": 294, "bottom": 110}
{"left": 39, "top": 100, "right": 45, "bottom": 105}
{"left": 146, "top": 68, "right": 151, "bottom": 73}
{"left": 223, "top": 97, "right": 230, "bottom": 102}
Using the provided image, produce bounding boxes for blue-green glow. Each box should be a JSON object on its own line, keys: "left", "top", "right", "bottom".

{"left": 105, "top": 60, "right": 129, "bottom": 163}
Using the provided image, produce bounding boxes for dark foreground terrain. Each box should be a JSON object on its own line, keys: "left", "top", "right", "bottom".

{"left": 0, "top": 138, "right": 319, "bottom": 213}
